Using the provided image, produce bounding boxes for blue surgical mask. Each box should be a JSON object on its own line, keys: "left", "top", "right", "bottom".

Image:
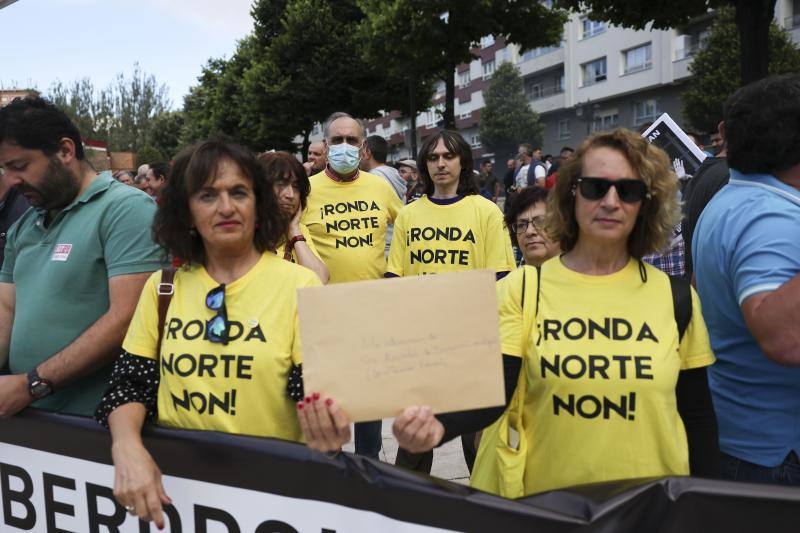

{"left": 328, "top": 143, "right": 361, "bottom": 174}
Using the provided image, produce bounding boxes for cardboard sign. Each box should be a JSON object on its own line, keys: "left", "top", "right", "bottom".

{"left": 298, "top": 270, "right": 505, "bottom": 422}
{"left": 642, "top": 113, "right": 707, "bottom": 176}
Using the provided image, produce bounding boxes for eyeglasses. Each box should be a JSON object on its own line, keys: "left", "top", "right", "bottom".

{"left": 575, "top": 177, "right": 649, "bottom": 203}
{"left": 511, "top": 216, "right": 546, "bottom": 234}
{"left": 205, "top": 284, "right": 229, "bottom": 345}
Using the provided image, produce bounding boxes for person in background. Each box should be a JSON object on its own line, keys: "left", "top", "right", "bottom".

{"left": 97, "top": 140, "right": 324, "bottom": 527}
{"left": 479, "top": 160, "right": 500, "bottom": 204}
{"left": 302, "top": 141, "right": 327, "bottom": 177}
{"left": 693, "top": 74, "right": 800, "bottom": 486}
{"left": 504, "top": 186, "right": 559, "bottom": 267}
{"left": 146, "top": 162, "right": 169, "bottom": 200}
{"left": 400, "top": 159, "right": 425, "bottom": 203}
{"left": 113, "top": 170, "right": 135, "bottom": 186}
{"left": 258, "top": 151, "right": 329, "bottom": 283}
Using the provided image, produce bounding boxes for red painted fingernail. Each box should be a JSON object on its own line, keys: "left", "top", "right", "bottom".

{"left": 325, "top": 398, "right": 333, "bottom": 406}
{"left": 304, "top": 396, "right": 311, "bottom": 403}
{"left": 297, "top": 402, "right": 304, "bottom": 410}
{"left": 312, "top": 392, "right": 320, "bottom": 401}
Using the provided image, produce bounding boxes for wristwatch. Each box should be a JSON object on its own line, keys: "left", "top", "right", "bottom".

{"left": 27, "top": 370, "right": 54, "bottom": 399}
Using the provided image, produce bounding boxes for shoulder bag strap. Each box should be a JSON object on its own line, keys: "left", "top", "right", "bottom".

{"left": 156, "top": 267, "right": 177, "bottom": 356}
{"left": 669, "top": 275, "right": 692, "bottom": 343}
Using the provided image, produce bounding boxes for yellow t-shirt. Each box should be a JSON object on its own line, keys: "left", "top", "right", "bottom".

{"left": 476, "top": 257, "right": 715, "bottom": 495}
{"left": 386, "top": 195, "right": 515, "bottom": 276}
{"left": 122, "top": 252, "right": 321, "bottom": 440}
{"left": 301, "top": 170, "right": 402, "bottom": 283}
{"left": 276, "top": 223, "right": 322, "bottom": 264}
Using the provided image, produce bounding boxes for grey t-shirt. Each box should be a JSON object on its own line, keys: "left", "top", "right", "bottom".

{"left": 369, "top": 165, "right": 406, "bottom": 253}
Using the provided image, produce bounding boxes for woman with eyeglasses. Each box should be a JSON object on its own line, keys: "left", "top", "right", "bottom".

{"left": 390, "top": 129, "right": 718, "bottom": 496}
{"left": 94, "top": 141, "right": 323, "bottom": 527}
{"left": 258, "top": 151, "right": 329, "bottom": 283}
{"left": 504, "top": 186, "right": 560, "bottom": 267}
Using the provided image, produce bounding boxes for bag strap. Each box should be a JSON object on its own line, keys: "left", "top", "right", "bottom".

{"left": 669, "top": 275, "right": 692, "bottom": 343}
{"left": 156, "top": 267, "right": 177, "bottom": 355}
{"left": 511, "top": 265, "right": 541, "bottom": 427}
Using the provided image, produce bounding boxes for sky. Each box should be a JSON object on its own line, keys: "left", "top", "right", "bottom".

{"left": 0, "top": 0, "right": 256, "bottom": 108}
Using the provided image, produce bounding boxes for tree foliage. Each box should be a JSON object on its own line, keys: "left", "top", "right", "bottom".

{"left": 683, "top": 6, "right": 800, "bottom": 133}
{"left": 359, "top": 0, "right": 568, "bottom": 129}
{"left": 181, "top": 0, "right": 429, "bottom": 155}
{"left": 47, "top": 64, "right": 171, "bottom": 153}
{"left": 479, "top": 62, "right": 543, "bottom": 161}
{"left": 555, "top": 0, "right": 780, "bottom": 85}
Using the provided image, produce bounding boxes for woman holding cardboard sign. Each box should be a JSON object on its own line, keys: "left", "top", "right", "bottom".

{"left": 94, "top": 141, "right": 333, "bottom": 527}
{"left": 392, "top": 129, "right": 718, "bottom": 497}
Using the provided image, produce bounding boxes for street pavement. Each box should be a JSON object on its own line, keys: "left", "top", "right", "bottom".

{"left": 342, "top": 419, "right": 471, "bottom": 485}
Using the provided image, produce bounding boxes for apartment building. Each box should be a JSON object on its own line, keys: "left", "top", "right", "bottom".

{"left": 307, "top": 0, "right": 800, "bottom": 165}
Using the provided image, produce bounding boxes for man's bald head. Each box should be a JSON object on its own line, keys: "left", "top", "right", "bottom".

{"left": 324, "top": 112, "right": 365, "bottom": 145}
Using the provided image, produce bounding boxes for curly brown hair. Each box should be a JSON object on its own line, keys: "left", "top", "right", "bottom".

{"left": 152, "top": 140, "right": 287, "bottom": 265}
{"left": 546, "top": 129, "right": 680, "bottom": 258}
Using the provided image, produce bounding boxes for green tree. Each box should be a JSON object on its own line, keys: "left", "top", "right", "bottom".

{"left": 48, "top": 78, "right": 114, "bottom": 142}
{"left": 150, "top": 111, "right": 185, "bottom": 160}
{"left": 479, "top": 62, "right": 543, "bottom": 162}
{"left": 136, "top": 145, "right": 164, "bottom": 168}
{"left": 47, "top": 64, "right": 171, "bottom": 153}
{"left": 359, "top": 0, "right": 567, "bottom": 130}
{"left": 683, "top": 6, "right": 800, "bottom": 133}
{"left": 555, "top": 0, "right": 781, "bottom": 86}
{"left": 109, "top": 63, "right": 171, "bottom": 152}
{"left": 243, "top": 0, "right": 426, "bottom": 155}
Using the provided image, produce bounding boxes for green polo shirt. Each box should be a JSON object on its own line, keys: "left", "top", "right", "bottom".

{"left": 0, "top": 172, "right": 165, "bottom": 416}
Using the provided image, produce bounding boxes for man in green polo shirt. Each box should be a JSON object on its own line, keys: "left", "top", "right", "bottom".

{"left": 0, "top": 96, "right": 164, "bottom": 417}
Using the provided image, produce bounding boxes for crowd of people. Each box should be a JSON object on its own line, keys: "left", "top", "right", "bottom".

{"left": 0, "top": 72, "right": 797, "bottom": 528}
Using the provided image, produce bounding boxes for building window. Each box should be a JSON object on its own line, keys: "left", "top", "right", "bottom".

{"left": 558, "top": 119, "right": 571, "bottom": 140}
{"left": 482, "top": 59, "right": 496, "bottom": 79}
{"left": 526, "top": 82, "right": 544, "bottom": 100}
{"left": 633, "top": 99, "right": 659, "bottom": 126}
{"left": 590, "top": 113, "right": 619, "bottom": 133}
{"left": 458, "top": 71, "right": 471, "bottom": 88}
{"left": 787, "top": 0, "right": 800, "bottom": 28}
{"left": 480, "top": 35, "right": 495, "bottom": 48}
{"left": 470, "top": 134, "right": 481, "bottom": 148}
{"left": 581, "top": 18, "right": 605, "bottom": 39}
{"left": 426, "top": 110, "right": 439, "bottom": 128}
{"left": 674, "top": 30, "right": 709, "bottom": 60}
{"left": 624, "top": 43, "right": 652, "bottom": 74}
{"left": 581, "top": 57, "right": 607, "bottom": 86}
{"left": 554, "top": 73, "right": 564, "bottom": 93}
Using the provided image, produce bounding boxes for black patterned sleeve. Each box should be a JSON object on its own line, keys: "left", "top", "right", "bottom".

{"left": 287, "top": 363, "right": 304, "bottom": 402}
{"left": 95, "top": 351, "right": 160, "bottom": 428}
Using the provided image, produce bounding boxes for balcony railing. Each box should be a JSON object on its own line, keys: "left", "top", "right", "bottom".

{"left": 786, "top": 14, "right": 800, "bottom": 29}
{"left": 526, "top": 85, "right": 565, "bottom": 101}
{"left": 675, "top": 43, "right": 701, "bottom": 61}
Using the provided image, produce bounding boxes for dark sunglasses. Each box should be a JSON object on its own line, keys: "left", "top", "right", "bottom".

{"left": 511, "top": 216, "right": 546, "bottom": 234}
{"left": 575, "top": 177, "right": 649, "bottom": 203}
{"left": 205, "top": 284, "right": 229, "bottom": 345}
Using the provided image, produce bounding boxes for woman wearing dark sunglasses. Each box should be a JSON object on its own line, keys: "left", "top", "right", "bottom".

{"left": 94, "top": 141, "right": 323, "bottom": 527}
{"left": 390, "top": 128, "right": 718, "bottom": 497}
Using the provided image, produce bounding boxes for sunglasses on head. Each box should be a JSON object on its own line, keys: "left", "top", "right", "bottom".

{"left": 575, "top": 177, "right": 649, "bottom": 203}
{"left": 205, "top": 284, "right": 229, "bottom": 345}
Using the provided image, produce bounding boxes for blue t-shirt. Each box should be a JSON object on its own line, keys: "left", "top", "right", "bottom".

{"left": 692, "top": 169, "right": 800, "bottom": 467}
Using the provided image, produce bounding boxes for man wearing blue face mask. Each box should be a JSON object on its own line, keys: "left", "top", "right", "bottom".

{"left": 301, "top": 112, "right": 403, "bottom": 459}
